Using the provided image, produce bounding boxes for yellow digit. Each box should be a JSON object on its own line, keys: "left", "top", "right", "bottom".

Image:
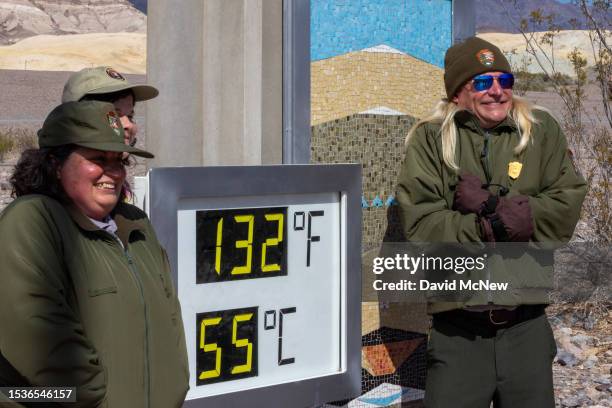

{"left": 215, "top": 218, "right": 223, "bottom": 275}
{"left": 231, "top": 313, "right": 253, "bottom": 374}
{"left": 199, "top": 317, "right": 222, "bottom": 380}
{"left": 261, "top": 213, "right": 284, "bottom": 272}
{"left": 231, "top": 215, "right": 254, "bottom": 275}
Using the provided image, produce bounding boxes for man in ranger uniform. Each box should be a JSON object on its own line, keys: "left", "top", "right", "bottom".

{"left": 396, "top": 37, "right": 586, "bottom": 407}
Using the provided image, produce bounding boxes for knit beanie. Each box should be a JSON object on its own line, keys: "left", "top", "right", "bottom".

{"left": 444, "top": 37, "right": 512, "bottom": 99}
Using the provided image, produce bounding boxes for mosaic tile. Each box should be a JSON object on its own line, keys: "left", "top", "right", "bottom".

{"left": 311, "top": 0, "right": 452, "bottom": 67}
{"left": 311, "top": 51, "right": 444, "bottom": 125}
{"left": 321, "top": 383, "right": 424, "bottom": 408}
{"left": 311, "top": 113, "right": 415, "bottom": 244}
{"left": 352, "top": 383, "right": 424, "bottom": 407}
{"left": 362, "top": 338, "right": 425, "bottom": 376}
{"left": 361, "top": 327, "right": 427, "bottom": 392}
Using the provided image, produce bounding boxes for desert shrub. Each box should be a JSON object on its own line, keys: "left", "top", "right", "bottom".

{"left": 514, "top": 71, "right": 574, "bottom": 93}
{"left": 506, "top": 1, "right": 612, "bottom": 245}
{"left": 0, "top": 132, "right": 15, "bottom": 162}
{"left": 0, "top": 128, "right": 38, "bottom": 162}
{"left": 11, "top": 128, "right": 38, "bottom": 152}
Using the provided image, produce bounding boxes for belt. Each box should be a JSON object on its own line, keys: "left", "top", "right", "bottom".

{"left": 434, "top": 304, "right": 546, "bottom": 335}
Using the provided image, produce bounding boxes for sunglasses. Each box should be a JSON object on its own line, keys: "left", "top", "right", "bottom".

{"left": 471, "top": 73, "right": 514, "bottom": 92}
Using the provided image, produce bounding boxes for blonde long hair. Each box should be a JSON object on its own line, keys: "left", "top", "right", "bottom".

{"left": 405, "top": 96, "right": 541, "bottom": 171}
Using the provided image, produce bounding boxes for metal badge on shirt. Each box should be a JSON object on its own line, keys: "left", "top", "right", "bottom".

{"left": 508, "top": 161, "right": 523, "bottom": 179}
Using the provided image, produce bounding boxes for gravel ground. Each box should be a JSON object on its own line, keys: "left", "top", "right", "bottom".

{"left": 549, "top": 304, "right": 612, "bottom": 408}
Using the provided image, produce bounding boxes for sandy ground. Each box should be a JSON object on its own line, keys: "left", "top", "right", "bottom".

{"left": 0, "top": 69, "right": 148, "bottom": 123}
{"left": 0, "top": 33, "right": 146, "bottom": 74}
{"left": 479, "top": 31, "right": 609, "bottom": 76}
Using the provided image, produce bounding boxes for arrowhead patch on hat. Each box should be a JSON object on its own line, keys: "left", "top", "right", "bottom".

{"left": 476, "top": 49, "right": 495, "bottom": 66}
{"left": 105, "top": 67, "right": 126, "bottom": 81}
{"left": 107, "top": 111, "right": 121, "bottom": 136}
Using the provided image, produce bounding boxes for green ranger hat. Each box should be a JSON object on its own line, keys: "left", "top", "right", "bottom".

{"left": 38, "top": 101, "right": 154, "bottom": 158}
{"left": 444, "top": 36, "right": 512, "bottom": 99}
{"left": 61, "top": 66, "right": 159, "bottom": 103}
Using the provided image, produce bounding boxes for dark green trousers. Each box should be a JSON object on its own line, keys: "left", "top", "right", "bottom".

{"left": 425, "top": 313, "right": 557, "bottom": 408}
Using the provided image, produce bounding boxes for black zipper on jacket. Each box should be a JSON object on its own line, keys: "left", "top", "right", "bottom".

{"left": 481, "top": 131, "right": 492, "bottom": 185}
{"left": 478, "top": 129, "right": 493, "bottom": 303}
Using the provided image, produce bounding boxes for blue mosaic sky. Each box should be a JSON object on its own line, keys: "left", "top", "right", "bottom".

{"left": 311, "top": 0, "right": 452, "bottom": 67}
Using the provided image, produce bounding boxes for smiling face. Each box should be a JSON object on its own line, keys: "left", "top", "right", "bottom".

{"left": 113, "top": 93, "right": 137, "bottom": 146}
{"left": 453, "top": 71, "right": 513, "bottom": 129}
{"left": 59, "top": 147, "right": 126, "bottom": 220}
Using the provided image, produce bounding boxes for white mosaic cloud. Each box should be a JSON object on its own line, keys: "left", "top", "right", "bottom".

{"left": 359, "top": 106, "right": 407, "bottom": 115}
{"left": 361, "top": 44, "right": 406, "bottom": 55}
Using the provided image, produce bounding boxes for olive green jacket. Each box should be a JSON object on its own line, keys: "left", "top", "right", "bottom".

{"left": 0, "top": 195, "right": 189, "bottom": 407}
{"left": 396, "top": 109, "right": 587, "bottom": 313}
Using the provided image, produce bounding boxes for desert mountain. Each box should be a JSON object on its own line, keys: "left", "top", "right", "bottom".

{"left": 476, "top": 0, "right": 607, "bottom": 33}
{"left": 127, "top": 0, "right": 145, "bottom": 13}
{"left": 0, "top": 0, "right": 145, "bottom": 45}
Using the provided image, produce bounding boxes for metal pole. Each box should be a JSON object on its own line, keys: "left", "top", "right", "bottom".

{"left": 282, "top": 0, "right": 311, "bottom": 164}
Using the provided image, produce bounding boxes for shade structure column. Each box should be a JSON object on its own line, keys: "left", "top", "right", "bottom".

{"left": 147, "top": 0, "right": 283, "bottom": 167}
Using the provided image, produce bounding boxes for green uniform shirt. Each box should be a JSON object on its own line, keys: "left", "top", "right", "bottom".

{"left": 396, "top": 109, "right": 587, "bottom": 312}
{"left": 0, "top": 196, "right": 189, "bottom": 407}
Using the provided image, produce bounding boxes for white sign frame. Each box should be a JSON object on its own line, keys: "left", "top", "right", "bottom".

{"left": 149, "top": 165, "right": 361, "bottom": 407}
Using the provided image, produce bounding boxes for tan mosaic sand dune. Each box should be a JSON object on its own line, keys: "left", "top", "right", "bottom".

{"left": 311, "top": 49, "right": 445, "bottom": 126}
{"left": 0, "top": 33, "right": 146, "bottom": 74}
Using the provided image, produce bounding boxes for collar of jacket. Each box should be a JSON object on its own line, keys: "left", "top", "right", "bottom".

{"left": 454, "top": 110, "right": 517, "bottom": 134}
{"left": 66, "top": 202, "right": 148, "bottom": 246}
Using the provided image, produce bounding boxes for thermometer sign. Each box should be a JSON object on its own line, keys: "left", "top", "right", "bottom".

{"left": 152, "top": 164, "right": 361, "bottom": 407}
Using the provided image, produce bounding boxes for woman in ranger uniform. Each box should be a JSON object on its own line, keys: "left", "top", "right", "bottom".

{"left": 0, "top": 101, "right": 189, "bottom": 407}
{"left": 61, "top": 66, "right": 159, "bottom": 149}
{"left": 397, "top": 37, "right": 586, "bottom": 408}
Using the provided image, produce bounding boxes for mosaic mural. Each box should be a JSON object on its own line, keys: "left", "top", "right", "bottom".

{"left": 311, "top": 47, "right": 446, "bottom": 126}
{"left": 310, "top": 1, "right": 453, "bottom": 405}
{"left": 311, "top": 0, "right": 452, "bottom": 67}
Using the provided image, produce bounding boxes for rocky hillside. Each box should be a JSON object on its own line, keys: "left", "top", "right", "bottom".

{"left": 0, "top": 0, "right": 145, "bottom": 45}
{"left": 476, "top": 0, "right": 610, "bottom": 33}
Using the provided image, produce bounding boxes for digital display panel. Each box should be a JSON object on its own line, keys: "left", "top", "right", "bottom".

{"left": 196, "top": 307, "right": 258, "bottom": 385}
{"left": 196, "top": 208, "right": 287, "bottom": 283}
{"left": 149, "top": 165, "right": 361, "bottom": 408}
{"left": 178, "top": 194, "right": 342, "bottom": 400}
